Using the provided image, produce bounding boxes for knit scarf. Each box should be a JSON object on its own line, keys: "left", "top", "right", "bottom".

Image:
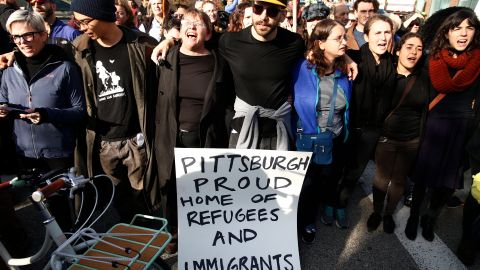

{"left": 429, "top": 48, "right": 480, "bottom": 93}
{"left": 351, "top": 44, "right": 396, "bottom": 128}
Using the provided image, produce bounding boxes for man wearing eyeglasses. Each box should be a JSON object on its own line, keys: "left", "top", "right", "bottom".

{"left": 346, "top": 0, "right": 379, "bottom": 51}
{"left": 69, "top": 0, "right": 160, "bottom": 220}
{"left": 152, "top": 0, "right": 305, "bottom": 150}
{"left": 30, "top": 0, "right": 80, "bottom": 45}
{"left": 220, "top": 0, "right": 305, "bottom": 151}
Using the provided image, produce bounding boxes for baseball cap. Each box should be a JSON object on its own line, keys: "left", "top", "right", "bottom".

{"left": 255, "top": 0, "right": 288, "bottom": 8}
{"left": 30, "top": 0, "right": 55, "bottom": 4}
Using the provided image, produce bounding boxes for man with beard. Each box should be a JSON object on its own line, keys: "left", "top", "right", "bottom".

{"left": 220, "top": 0, "right": 305, "bottom": 150}
{"left": 30, "top": 0, "right": 80, "bottom": 44}
{"left": 153, "top": 0, "right": 306, "bottom": 150}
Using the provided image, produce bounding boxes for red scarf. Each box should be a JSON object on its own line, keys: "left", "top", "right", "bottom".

{"left": 429, "top": 48, "right": 480, "bottom": 93}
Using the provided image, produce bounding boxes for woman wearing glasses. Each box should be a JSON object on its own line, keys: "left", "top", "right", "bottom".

{"left": 0, "top": 10, "right": 85, "bottom": 228}
{"left": 293, "top": 19, "right": 352, "bottom": 243}
{"left": 0, "top": 9, "right": 84, "bottom": 169}
{"left": 154, "top": 8, "right": 232, "bottom": 254}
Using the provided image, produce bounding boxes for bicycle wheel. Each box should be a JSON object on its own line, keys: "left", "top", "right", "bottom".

{"left": 147, "top": 258, "right": 171, "bottom": 270}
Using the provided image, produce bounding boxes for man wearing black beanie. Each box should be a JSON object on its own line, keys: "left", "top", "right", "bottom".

{"left": 70, "top": 0, "right": 160, "bottom": 221}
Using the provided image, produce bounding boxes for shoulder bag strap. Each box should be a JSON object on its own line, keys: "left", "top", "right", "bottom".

{"left": 385, "top": 75, "right": 417, "bottom": 120}
{"left": 428, "top": 93, "right": 446, "bottom": 111}
{"left": 297, "top": 70, "right": 339, "bottom": 134}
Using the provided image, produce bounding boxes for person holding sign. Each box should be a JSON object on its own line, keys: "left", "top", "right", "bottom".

{"left": 292, "top": 19, "right": 352, "bottom": 243}
{"left": 154, "top": 8, "right": 232, "bottom": 253}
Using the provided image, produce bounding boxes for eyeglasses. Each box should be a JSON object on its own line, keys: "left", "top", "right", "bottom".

{"left": 358, "top": 9, "right": 375, "bottom": 14}
{"left": 181, "top": 20, "right": 206, "bottom": 28}
{"left": 252, "top": 4, "right": 280, "bottom": 18}
{"left": 172, "top": 13, "right": 184, "bottom": 19}
{"left": 72, "top": 18, "right": 95, "bottom": 28}
{"left": 29, "top": 0, "right": 50, "bottom": 5}
{"left": 326, "top": 35, "right": 348, "bottom": 43}
{"left": 10, "top": 31, "right": 43, "bottom": 44}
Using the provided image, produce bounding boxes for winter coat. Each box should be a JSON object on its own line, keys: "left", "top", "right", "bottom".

{"left": 0, "top": 45, "right": 85, "bottom": 159}
{"left": 292, "top": 59, "right": 352, "bottom": 138}
{"left": 70, "top": 26, "right": 160, "bottom": 208}
{"left": 154, "top": 44, "right": 232, "bottom": 190}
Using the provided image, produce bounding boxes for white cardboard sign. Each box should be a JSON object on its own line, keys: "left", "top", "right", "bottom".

{"left": 175, "top": 148, "right": 311, "bottom": 270}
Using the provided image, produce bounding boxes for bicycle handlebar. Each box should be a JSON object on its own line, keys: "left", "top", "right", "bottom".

{"left": 0, "top": 180, "right": 13, "bottom": 189}
{"left": 32, "top": 179, "right": 66, "bottom": 202}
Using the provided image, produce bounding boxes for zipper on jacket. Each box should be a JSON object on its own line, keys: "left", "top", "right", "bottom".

{"left": 28, "top": 84, "right": 39, "bottom": 159}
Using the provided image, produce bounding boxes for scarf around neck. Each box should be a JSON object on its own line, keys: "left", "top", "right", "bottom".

{"left": 352, "top": 44, "right": 396, "bottom": 128}
{"left": 429, "top": 48, "right": 480, "bottom": 93}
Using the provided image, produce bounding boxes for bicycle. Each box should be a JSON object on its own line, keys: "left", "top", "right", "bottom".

{"left": 0, "top": 168, "right": 172, "bottom": 270}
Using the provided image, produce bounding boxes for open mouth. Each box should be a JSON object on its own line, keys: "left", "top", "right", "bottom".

{"left": 407, "top": 56, "right": 417, "bottom": 63}
{"left": 21, "top": 46, "right": 33, "bottom": 53}
{"left": 377, "top": 42, "right": 387, "bottom": 50}
{"left": 457, "top": 39, "right": 468, "bottom": 46}
{"left": 186, "top": 32, "right": 197, "bottom": 40}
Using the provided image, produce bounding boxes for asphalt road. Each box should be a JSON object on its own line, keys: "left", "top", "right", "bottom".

{"left": 4, "top": 161, "right": 480, "bottom": 270}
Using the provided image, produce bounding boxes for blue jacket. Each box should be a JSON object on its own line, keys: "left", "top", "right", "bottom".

{"left": 0, "top": 45, "right": 85, "bottom": 159}
{"left": 292, "top": 59, "right": 352, "bottom": 140}
{"left": 49, "top": 18, "right": 81, "bottom": 43}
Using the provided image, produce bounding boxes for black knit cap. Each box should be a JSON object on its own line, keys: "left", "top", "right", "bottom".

{"left": 71, "top": 0, "right": 116, "bottom": 22}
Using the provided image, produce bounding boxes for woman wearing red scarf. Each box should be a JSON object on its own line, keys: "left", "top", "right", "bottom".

{"left": 404, "top": 8, "right": 480, "bottom": 242}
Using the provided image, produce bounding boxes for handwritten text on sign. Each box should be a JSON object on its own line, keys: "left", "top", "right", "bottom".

{"left": 175, "top": 148, "right": 311, "bottom": 270}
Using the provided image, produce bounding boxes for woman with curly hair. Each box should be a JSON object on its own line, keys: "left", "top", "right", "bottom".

{"left": 405, "top": 8, "right": 480, "bottom": 242}
{"left": 227, "top": 2, "right": 252, "bottom": 32}
{"left": 293, "top": 19, "right": 352, "bottom": 243}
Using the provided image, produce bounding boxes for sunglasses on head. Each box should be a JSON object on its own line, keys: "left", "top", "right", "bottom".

{"left": 252, "top": 4, "right": 280, "bottom": 18}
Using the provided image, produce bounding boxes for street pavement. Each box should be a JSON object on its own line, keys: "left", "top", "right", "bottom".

{"left": 5, "top": 161, "right": 480, "bottom": 270}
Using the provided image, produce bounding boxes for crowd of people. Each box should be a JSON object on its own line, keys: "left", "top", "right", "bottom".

{"left": 0, "top": 0, "right": 479, "bottom": 267}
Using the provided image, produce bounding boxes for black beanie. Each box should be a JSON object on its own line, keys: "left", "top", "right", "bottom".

{"left": 71, "top": 0, "right": 116, "bottom": 22}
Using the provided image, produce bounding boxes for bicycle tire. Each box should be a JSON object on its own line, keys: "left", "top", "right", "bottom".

{"left": 147, "top": 258, "right": 171, "bottom": 270}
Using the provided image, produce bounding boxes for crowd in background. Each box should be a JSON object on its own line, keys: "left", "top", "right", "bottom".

{"left": 0, "top": 0, "right": 479, "bottom": 268}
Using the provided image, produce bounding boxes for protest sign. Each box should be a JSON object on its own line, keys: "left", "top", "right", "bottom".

{"left": 175, "top": 148, "right": 311, "bottom": 270}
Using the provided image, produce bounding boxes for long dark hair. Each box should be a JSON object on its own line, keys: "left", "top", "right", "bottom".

{"left": 395, "top": 32, "right": 425, "bottom": 69}
{"left": 396, "top": 32, "right": 423, "bottom": 52}
{"left": 306, "top": 19, "right": 347, "bottom": 76}
{"left": 429, "top": 8, "right": 480, "bottom": 57}
{"left": 419, "top": 7, "right": 465, "bottom": 51}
